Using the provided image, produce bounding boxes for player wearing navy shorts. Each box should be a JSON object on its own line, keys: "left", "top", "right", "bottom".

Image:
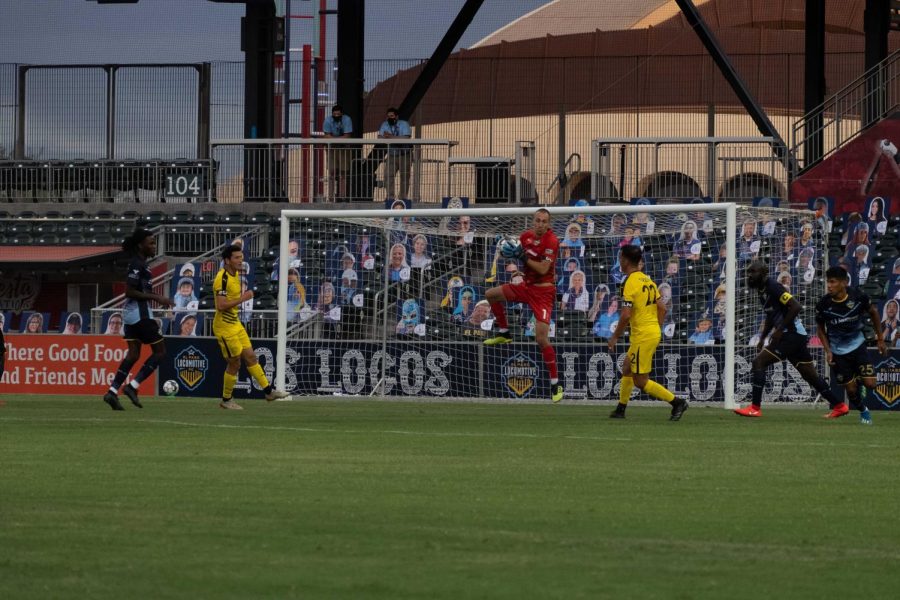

{"left": 815, "top": 266, "right": 886, "bottom": 424}
{"left": 735, "top": 261, "right": 843, "bottom": 417}
{"left": 484, "top": 209, "right": 563, "bottom": 403}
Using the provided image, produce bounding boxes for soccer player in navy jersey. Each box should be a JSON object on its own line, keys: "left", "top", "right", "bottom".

{"left": 734, "top": 261, "right": 842, "bottom": 417}
{"left": 102, "top": 229, "right": 173, "bottom": 411}
{"left": 815, "top": 266, "right": 887, "bottom": 424}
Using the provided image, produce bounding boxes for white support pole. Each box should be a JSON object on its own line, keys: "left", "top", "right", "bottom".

{"left": 723, "top": 202, "right": 738, "bottom": 409}
{"left": 276, "top": 213, "right": 290, "bottom": 392}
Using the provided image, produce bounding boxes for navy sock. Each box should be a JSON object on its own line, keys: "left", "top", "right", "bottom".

{"left": 110, "top": 357, "right": 138, "bottom": 391}
{"left": 750, "top": 369, "right": 766, "bottom": 407}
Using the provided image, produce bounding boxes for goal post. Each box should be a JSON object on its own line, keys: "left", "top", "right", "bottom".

{"left": 276, "top": 203, "right": 825, "bottom": 408}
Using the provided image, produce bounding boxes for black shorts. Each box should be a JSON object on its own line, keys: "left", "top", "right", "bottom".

{"left": 764, "top": 331, "right": 813, "bottom": 366}
{"left": 832, "top": 344, "right": 875, "bottom": 384}
{"left": 123, "top": 319, "right": 163, "bottom": 345}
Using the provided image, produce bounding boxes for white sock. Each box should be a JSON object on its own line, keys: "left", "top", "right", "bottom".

{"left": 498, "top": 328, "right": 509, "bottom": 333}
{"left": 129, "top": 380, "right": 140, "bottom": 390}
{"left": 108, "top": 386, "right": 118, "bottom": 394}
{"left": 550, "top": 378, "right": 558, "bottom": 385}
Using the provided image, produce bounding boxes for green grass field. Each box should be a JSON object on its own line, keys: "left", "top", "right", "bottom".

{"left": 1, "top": 396, "right": 899, "bottom": 599}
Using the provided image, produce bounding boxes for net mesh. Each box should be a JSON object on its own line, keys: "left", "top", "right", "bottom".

{"left": 279, "top": 205, "right": 827, "bottom": 403}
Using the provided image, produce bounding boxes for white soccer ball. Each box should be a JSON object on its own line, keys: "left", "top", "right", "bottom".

{"left": 162, "top": 380, "right": 179, "bottom": 396}
{"left": 499, "top": 236, "right": 522, "bottom": 258}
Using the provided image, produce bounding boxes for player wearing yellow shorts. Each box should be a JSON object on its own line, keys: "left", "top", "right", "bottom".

{"left": 607, "top": 244, "right": 689, "bottom": 421}
{"left": 214, "top": 244, "right": 289, "bottom": 410}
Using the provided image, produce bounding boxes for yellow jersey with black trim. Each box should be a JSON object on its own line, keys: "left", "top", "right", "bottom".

{"left": 213, "top": 268, "right": 242, "bottom": 331}
{"left": 621, "top": 271, "right": 661, "bottom": 341}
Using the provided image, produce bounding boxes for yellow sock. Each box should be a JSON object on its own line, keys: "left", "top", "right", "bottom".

{"left": 619, "top": 376, "right": 634, "bottom": 405}
{"left": 247, "top": 363, "right": 270, "bottom": 389}
{"left": 223, "top": 371, "right": 237, "bottom": 400}
{"left": 642, "top": 380, "right": 675, "bottom": 403}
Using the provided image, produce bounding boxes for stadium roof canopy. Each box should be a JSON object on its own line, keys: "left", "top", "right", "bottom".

{"left": 363, "top": 0, "right": 896, "bottom": 131}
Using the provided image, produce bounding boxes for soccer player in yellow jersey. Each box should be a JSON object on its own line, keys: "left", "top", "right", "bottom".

{"left": 214, "top": 244, "right": 289, "bottom": 410}
{"left": 607, "top": 244, "right": 689, "bottom": 421}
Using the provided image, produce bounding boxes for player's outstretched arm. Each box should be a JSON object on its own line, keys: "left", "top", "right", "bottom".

{"left": 656, "top": 298, "right": 667, "bottom": 327}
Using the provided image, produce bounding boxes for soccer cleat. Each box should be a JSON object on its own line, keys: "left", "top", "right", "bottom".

{"left": 121, "top": 385, "right": 143, "bottom": 409}
{"left": 669, "top": 398, "right": 689, "bottom": 421}
{"left": 609, "top": 405, "right": 627, "bottom": 419}
{"left": 483, "top": 333, "right": 513, "bottom": 346}
{"left": 103, "top": 391, "right": 124, "bottom": 411}
{"left": 860, "top": 408, "right": 873, "bottom": 425}
{"left": 551, "top": 383, "right": 564, "bottom": 403}
{"left": 734, "top": 405, "right": 762, "bottom": 417}
{"left": 219, "top": 400, "right": 243, "bottom": 410}
{"left": 824, "top": 403, "right": 850, "bottom": 419}
{"left": 265, "top": 390, "right": 290, "bottom": 402}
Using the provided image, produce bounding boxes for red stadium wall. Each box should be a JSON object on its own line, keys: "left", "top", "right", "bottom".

{"left": 790, "top": 113, "right": 900, "bottom": 214}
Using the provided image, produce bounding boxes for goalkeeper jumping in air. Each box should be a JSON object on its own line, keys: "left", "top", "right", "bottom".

{"left": 608, "top": 244, "right": 689, "bottom": 421}
{"left": 483, "top": 209, "right": 563, "bottom": 403}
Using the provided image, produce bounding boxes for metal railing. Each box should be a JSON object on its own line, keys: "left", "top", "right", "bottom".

{"left": 210, "top": 138, "right": 457, "bottom": 203}
{"left": 89, "top": 308, "right": 281, "bottom": 339}
{"left": 791, "top": 49, "right": 900, "bottom": 172}
{"left": 591, "top": 137, "right": 789, "bottom": 203}
{"left": 92, "top": 224, "right": 269, "bottom": 331}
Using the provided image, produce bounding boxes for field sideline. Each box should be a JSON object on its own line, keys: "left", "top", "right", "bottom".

{"left": 1, "top": 396, "right": 898, "bottom": 599}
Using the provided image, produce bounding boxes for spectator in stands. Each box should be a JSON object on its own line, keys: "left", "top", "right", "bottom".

{"left": 455, "top": 215, "right": 474, "bottom": 246}
{"left": 504, "top": 259, "right": 524, "bottom": 285}
{"left": 797, "top": 247, "right": 817, "bottom": 286}
{"left": 388, "top": 243, "right": 410, "bottom": 282}
{"left": 239, "top": 277, "right": 253, "bottom": 324}
{"left": 812, "top": 197, "right": 831, "bottom": 232}
{"left": 409, "top": 235, "right": 432, "bottom": 269}
{"left": 609, "top": 213, "right": 627, "bottom": 238}
{"left": 62, "top": 313, "right": 82, "bottom": 335}
{"left": 592, "top": 295, "right": 619, "bottom": 339}
{"left": 738, "top": 219, "right": 760, "bottom": 260}
{"left": 288, "top": 282, "right": 314, "bottom": 322}
{"left": 441, "top": 276, "right": 464, "bottom": 310}
{"left": 836, "top": 256, "right": 855, "bottom": 287}
{"left": 396, "top": 299, "right": 421, "bottom": 336}
{"left": 776, "top": 271, "right": 793, "bottom": 293}
{"left": 841, "top": 212, "right": 863, "bottom": 247}
{"left": 174, "top": 277, "right": 198, "bottom": 310}
{"left": 178, "top": 313, "right": 198, "bottom": 336}
{"left": 844, "top": 222, "right": 870, "bottom": 260}
{"left": 323, "top": 104, "right": 353, "bottom": 200}
{"left": 588, "top": 284, "right": 610, "bottom": 324}
{"left": 662, "top": 257, "right": 680, "bottom": 288}
{"left": 467, "top": 300, "right": 493, "bottom": 328}
{"left": 561, "top": 270, "right": 590, "bottom": 312}
{"left": 689, "top": 315, "right": 715, "bottom": 345}
{"left": 658, "top": 282, "right": 676, "bottom": 339}
{"left": 338, "top": 251, "right": 356, "bottom": 278}
{"left": 179, "top": 263, "right": 195, "bottom": 278}
{"left": 356, "top": 234, "right": 375, "bottom": 270}
{"left": 797, "top": 220, "right": 816, "bottom": 249}
{"left": 618, "top": 223, "right": 643, "bottom": 250}
{"left": 570, "top": 199, "right": 595, "bottom": 234}
{"left": 673, "top": 220, "right": 701, "bottom": 261}
{"left": 378, "top": 107, "right": 412, "bottom": 199}
{"left": 867, "top": 196, "right": 888, "bottom": 237}
{"left": 452, "top": 286, "right": 476, "bottom": 323}
{"left": 340, "top": 264, "right": 358, "bottom": 304}
{"left": 851, "top": 245, "right": 871, "bottom": 285}
{"left": 0, "top": 312, "right": 6, "bottom": 333}
{"left": 104, "top": 313, "right": 123, "bottom": 336}
{"left": 560, "top": 223, "right": 585, "bottom": 258}
{"left": 776, "top": 230, "right": 798, "bottom": 264}
{"left": 23, "top": 313, "right": 43, "bottom": 334}
{"left": 882, "top": 299, "right": 900, "bottom": 343}
{"left": 317, "top": 282, "right": 340, "bottom": 323}
{"left": 558, "top": 257, "right": 582, "bottom": 290}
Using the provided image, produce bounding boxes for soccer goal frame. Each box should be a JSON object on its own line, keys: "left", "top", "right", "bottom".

{"left": 276, "top": 203, "right": 741, "bottom": 407}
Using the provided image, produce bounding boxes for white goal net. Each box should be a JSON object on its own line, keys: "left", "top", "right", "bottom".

{"left": 276, "top": 203, "right": 827, "bottom": 407}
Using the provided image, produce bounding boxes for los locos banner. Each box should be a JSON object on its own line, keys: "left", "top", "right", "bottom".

{"left": 158, "top": 338, "right": 895, "bottom": 409}
{"left": 0, "top": 334, "right": 158, "bottom": 395}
